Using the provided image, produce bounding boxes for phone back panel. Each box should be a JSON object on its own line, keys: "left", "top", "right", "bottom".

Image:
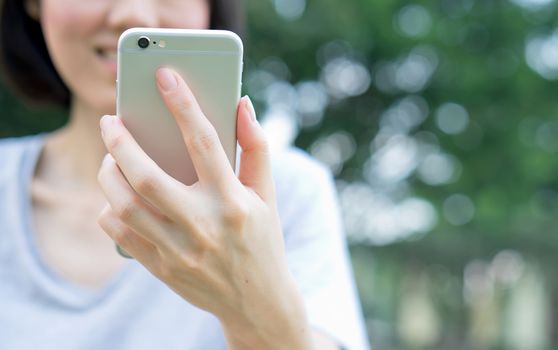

{"left": 117, "top": 28, "right": 243, "bottom": 185}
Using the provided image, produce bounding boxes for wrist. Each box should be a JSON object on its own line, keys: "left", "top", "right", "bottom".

{"left": 219, "top": 274, "right": 314, "bottom": 350}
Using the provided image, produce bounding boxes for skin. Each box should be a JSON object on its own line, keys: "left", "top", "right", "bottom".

{"left": 24, "top": 0, "right": 340, "bottom": 349}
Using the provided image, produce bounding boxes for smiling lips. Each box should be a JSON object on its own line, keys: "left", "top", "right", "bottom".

{"left": 97, "top": 48, "right": 117, "bottom": 60}
{"left": 95, "top": 47, "right": 118, "bottom": 75}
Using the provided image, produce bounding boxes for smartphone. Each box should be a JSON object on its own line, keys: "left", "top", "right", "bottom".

{"left": 117, "top": 28, "right": 243, "bottom": 186}
{"left": 115, "top": 28, "right": 243, "bottom": 259}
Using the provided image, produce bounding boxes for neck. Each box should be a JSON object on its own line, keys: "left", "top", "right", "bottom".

{"left": 36, "top": 99, "right": 111, "bottom": 190}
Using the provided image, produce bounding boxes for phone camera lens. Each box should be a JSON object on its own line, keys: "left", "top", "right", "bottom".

{"left": 138, "top": 36, "right": 150, "bottom": 49}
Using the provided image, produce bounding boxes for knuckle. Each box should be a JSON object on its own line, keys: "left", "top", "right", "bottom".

{"left": 174, "top": 94, "right": 195, "bottom": 116}
{"left": 243, "top": 131, "right": 271, "bottom": 155}
{"left": 221, "top": 198, "right": 250, "bottom": 230}
{"left": 162, "top": 252, "right": 200, "bottom": 278}
{"left": 256, "top": 137, "right": 270, "bottom": 154}
{"left": 116, "top": 200, "right": 139, "bottom": 222}
{"left": 188, "top": 129, "right": 218, "bottom": 154}
{"left": 178, "top": 252, "right": 200, "bottom": 273}
{"left": 107, "top": 133, "right": 127, "bottom": 151}
{"left": 134, "top": 174, "right": 158, "bottom": 195}
{"left": 253, "top": 141, "right": 271, "bottom": 161}
{"left": 200, "top": 236, "right": 219, "bottom": 254}
{"left": 112, "top": 225, "right": 136, "bottom": 247}
{"left": 193, "top": 229, "right": 219, "bottom": 255}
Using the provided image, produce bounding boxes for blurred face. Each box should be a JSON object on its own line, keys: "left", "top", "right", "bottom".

{"left": 28, "top": 0, "right": 210, "bottom": 114}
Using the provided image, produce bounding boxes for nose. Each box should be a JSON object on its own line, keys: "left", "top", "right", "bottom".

{"left": 107, "top": 0, "right": 159, "bottom": 31}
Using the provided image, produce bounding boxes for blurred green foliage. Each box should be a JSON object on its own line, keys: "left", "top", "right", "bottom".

{"left": 249, "top": 1, "right": 558, "bottom": 349}
{"left": 2, "top": 0, "right": 558, "bottom": 349}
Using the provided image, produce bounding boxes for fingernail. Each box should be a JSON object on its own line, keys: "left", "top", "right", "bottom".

{"left": 245, "top": 96, "right": 257, "bottom": 123}
{"left": 157, "top": 68, "right": 178, "bottom": 91}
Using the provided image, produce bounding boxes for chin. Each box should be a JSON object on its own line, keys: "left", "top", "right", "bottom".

{"left": 74, "top": 81, "right": 117, "bottom": 116}
{"left": 95, "top": 98, "right": 117, "bottom": 116}
{"left": 95, "top": 90, "right": 117, "bottom": 115}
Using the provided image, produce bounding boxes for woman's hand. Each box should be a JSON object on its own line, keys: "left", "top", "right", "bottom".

{"left": 97, "top": 68, "right": 314, "bottom": 349}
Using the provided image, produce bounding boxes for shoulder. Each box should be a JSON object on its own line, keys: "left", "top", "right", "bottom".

{"left": 0, "top": 134, "right": 42, "bottom": 153}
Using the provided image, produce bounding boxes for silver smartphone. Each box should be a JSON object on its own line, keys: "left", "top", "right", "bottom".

{"left": 117, "top": 28, "right": 243, "bottom": 186}
{"left": 115, "top": 28, "right": 243, "bottom": 258}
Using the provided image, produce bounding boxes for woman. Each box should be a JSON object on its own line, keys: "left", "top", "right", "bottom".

{"left": 0, "top": 0, "right": 369, "bottom": 349}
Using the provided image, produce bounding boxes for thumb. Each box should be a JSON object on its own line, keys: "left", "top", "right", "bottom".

{"left": 237, "top": 96, "right": 276, "bottom": 203}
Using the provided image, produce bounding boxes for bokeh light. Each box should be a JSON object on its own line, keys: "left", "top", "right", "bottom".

{"left": 396, "top": 5, "right": 432, "bottom": 38}
{"left": 435, "top": 102, "right": 470, "bottom": 135}
{"left": 443, "top": 194, "right": 476, "bottom": 226}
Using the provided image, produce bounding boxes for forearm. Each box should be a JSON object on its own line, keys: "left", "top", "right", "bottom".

{"left": 219, "top": 276, "right": 316, "bottom": 350}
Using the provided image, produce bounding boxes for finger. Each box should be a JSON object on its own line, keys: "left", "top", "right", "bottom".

{"left": 155, "top": 67, "right": 237, "bottom": 189}
{"left": 236, "top": 96, "right": 276, "bottom": 203}
{"left": 97, "top": 153, "right": 175, "bottom": 250}
{"left": 100, "top": 114, "right": 195, "bottom": 220}
{"left": 98, "top": 205, "right": 159, "bottom": 263}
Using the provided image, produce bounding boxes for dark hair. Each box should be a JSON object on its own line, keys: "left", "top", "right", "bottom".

{"left": 0, "top": 0, "right": 244, "bottom": 108}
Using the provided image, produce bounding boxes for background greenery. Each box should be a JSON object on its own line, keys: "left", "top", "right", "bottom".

{"left": 2, "top": 0, "right": 557, "bottom": 349}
